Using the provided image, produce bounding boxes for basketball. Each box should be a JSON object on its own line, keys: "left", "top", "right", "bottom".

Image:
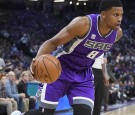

{"left": 32, "top": 54, "right": 62, "bottom": 83}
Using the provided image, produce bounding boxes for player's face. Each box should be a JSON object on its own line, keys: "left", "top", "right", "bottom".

{"left": 104, "top": 7, "right": 123, "bottom": 30}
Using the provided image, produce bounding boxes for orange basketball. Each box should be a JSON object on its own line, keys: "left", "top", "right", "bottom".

{"left": 32, "top": 54, "right": 62, "bottom": 83}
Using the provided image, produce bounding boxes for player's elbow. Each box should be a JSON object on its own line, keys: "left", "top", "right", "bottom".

{"left": 45, "top": 39, "right": 59, "bottom": 50}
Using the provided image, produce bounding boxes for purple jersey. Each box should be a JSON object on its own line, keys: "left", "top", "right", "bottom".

{"left": 54, "top": 14, "right": 117, "bottom": 70}
{"left": 37, "top": 14, "right": 118, "bottom": 109}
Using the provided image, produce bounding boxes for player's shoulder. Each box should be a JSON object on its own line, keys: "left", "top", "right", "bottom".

{"left": 72, "top": 16, "right": 90, "bottom": 27}
{"left": 115, "top": 27, "right": 123, "bottom": 42}
{"left": 77, "top": 14, "right": 99, "bottom": 28}
{"left": 67, "top": 16, "right": 91, "bottom": 38}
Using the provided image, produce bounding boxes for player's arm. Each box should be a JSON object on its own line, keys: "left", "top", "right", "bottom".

{"left": 35, "top": 16, "right": 90, "bottom": 59}
{"left": 114, "top": 27, "right": 123, "bottom": 43}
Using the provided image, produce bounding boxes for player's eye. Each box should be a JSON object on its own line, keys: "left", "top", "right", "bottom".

{"left": 114, "top": 14, "right": 118, "bottom": 17}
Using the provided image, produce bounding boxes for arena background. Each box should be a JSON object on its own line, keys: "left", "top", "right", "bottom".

{"left": 0, "top": 0, "right": 135, "bottom": 115}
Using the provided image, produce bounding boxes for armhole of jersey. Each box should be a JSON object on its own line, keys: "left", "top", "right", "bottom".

{"left": 76, "top": 15, "right": 92, "bottom": 40}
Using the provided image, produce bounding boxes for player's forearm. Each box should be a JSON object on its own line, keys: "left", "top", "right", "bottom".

{"left": 35, "top": 40, "right": 57, "bottom": 59}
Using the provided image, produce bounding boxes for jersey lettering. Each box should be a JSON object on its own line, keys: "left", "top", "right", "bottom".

{"left": 87, "top": 51, "right": 99, "bottom": 59}
{"left": 84, "top": 40, "right": 112, "bottom": 51}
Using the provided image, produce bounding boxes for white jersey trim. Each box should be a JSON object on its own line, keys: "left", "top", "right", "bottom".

{"left": 67, "top": 15, "right": 92, "bottom": 54}
{"left": 41, "top": 84, "right": 58, "bottom": 105}
{"left": 68, "top": 39, "right": 83, "bottom": 54}
{"left": 55, "top": 51, "right": 67, "bottom": 58}
{"left": 73, "top": 96, "right": 94, "bottom": 105}
{"left": 114, "top": 29, "right": 119, "bottom": 42}
{"left": 55, "top": 15, "right": 92, "bottom": 57}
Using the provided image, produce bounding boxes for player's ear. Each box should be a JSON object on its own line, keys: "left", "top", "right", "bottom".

{"left": 101, "top": 11, "right": 106, "bottom": 18}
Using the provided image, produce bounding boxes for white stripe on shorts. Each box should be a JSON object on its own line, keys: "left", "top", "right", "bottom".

{"left": 41, "top": 84, "right": 58, "bottom": 105}
{"left": 73, "top": 96, "right": 94, "bottom": 106}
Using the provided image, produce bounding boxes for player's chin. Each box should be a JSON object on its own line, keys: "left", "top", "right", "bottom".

{"left": 113, "top": 26, "right": 120, "bottom": 30}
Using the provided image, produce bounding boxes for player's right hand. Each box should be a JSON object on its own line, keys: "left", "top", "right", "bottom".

{"left": 30, "top": 58, "right": 36, "bottom": 77}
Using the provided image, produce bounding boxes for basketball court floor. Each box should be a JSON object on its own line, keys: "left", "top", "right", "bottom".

{"left": 55, "top": 98, "right": 135, "bottom": 115}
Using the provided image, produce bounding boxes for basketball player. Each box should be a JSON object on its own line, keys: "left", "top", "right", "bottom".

{"left": 25, "top": 0, "right": 124, "bottom": 115}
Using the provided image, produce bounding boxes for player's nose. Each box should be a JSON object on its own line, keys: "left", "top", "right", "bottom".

{"left": 118, "top": 16, "right": 122, "bottom": 22}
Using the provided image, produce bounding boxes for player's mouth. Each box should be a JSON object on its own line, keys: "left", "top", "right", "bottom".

{"left": 116, "top": 23, "right": 121, "bottom": 26}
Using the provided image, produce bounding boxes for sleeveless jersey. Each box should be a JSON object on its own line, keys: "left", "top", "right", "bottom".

{"left": 53, "top": 14, "right": 118, "bottom": 70}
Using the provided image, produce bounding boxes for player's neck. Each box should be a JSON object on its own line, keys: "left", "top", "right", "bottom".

{"left": 98, "top": 17, "right": 112, "bottom": 37}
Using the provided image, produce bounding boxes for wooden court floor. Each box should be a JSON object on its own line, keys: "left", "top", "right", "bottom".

{"left": 101, "top": 104, "right": 135, "bottom": 115}
{"left": 55, "top": 102, "right": 135, "bottom": 115}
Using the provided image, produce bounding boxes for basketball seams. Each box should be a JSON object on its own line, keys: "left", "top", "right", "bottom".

{"left": 36, "top": 57, "right": 42, "bottom": 82}
{"left": 44, "top": 56, "right": 60, "bottom": 76}
{"left": 33, "top": 54, "right": 61, "bottom": 83}
{"left": 55, "top": 62, "right": 61, "bottom": 76}
{"left": 42, "top": 57, "right": 53, "bottom": 82}
{"left": 40, "top": 57, "right": 50, "bottom": 82}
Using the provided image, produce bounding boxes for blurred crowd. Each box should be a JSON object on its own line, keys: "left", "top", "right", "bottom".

{"left": 0, "top": 70, "right": 37, "bottom": 115}
{"left": 0, "top": 1, "right": 135, "bottom": 114}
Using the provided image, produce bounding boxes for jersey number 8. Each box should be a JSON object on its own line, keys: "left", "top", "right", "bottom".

{"left": 87, "top": 51, "right": 99, "bottom": 59}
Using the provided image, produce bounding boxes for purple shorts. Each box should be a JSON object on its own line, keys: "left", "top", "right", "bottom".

{"left": 37, "top": 63, "right": 94, "bottom": 109}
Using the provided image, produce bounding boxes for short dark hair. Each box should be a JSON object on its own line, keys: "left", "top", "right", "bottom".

{"left": 99, "top": 0, "right": 123, "bottom": 12}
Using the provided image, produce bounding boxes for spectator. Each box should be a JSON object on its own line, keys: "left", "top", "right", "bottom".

{"left": 17, "top": 71, "right": 36, "bottom": 110}
{"left": 19, "top": 33, "right": 30, "bottom": 55}
{"left": 4, "top": 71, "right": 26, "bottom": 112}
{"left": 0, "top": 52, "right": 5, "bottom": 73}
{"left": 109, "top": 83, "right": 120, "bottom": 104}
{"left": 0, "top": 76, "right": 17, "bottom": 115}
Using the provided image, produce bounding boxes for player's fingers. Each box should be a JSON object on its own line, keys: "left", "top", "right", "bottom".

{"left": 30, "top": 58, "right": 36, "bottom": 75}
{"left": 30, "top": 65, "right": 34, "bottom": 75}
{"left": 32, "top": 58, "right": 36, "bottom": 62}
